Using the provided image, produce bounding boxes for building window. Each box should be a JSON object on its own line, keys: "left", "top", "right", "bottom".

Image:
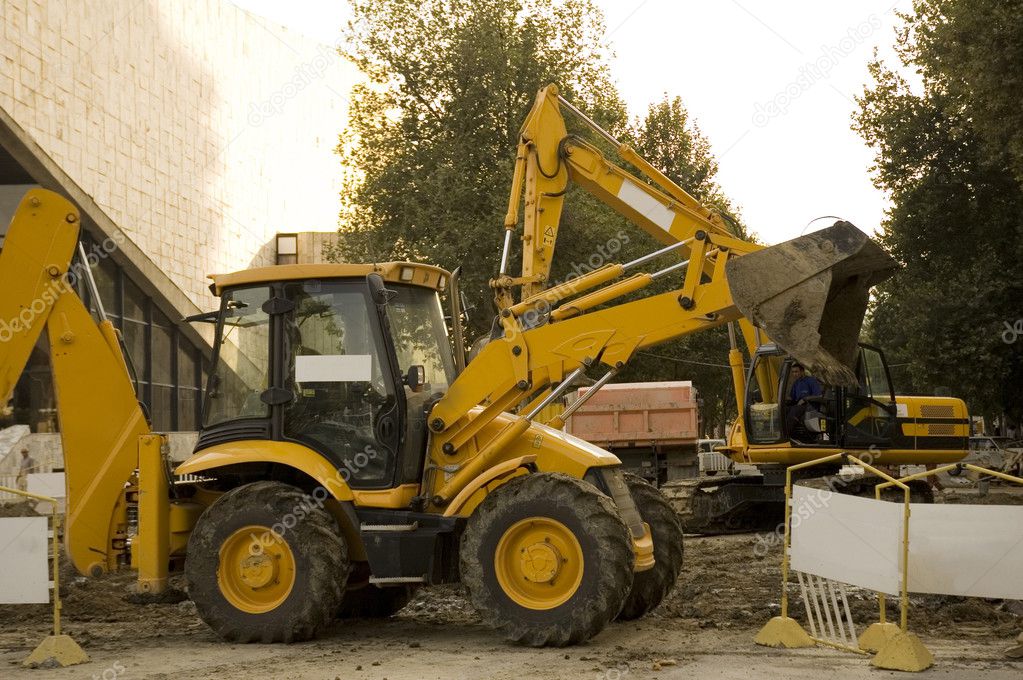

{"left": 276, "top": 233, "right": 298, "bottom": 265}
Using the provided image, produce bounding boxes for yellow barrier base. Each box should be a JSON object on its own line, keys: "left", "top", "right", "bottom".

{"left": 871, "top": 630, "right": 933, "bottom": 672}
{"left": 1006, "top": 632, "right": 1023, "bottom": 659}
{"left": 858, "top": 621, "right": 901, "bottom": 653}
{"left": 22, "top": 634, "right": 89, "bottom": 668}
{"left": 754, "top": 616, "right": 814, "bottom": 649}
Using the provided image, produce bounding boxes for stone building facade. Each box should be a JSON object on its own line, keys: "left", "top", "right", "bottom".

{"left": 0, "top": 0, "right": 353, "bottom": 434}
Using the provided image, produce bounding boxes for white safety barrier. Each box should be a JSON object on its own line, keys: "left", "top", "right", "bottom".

{"left": 0, "top": 516, "right": 50, "bottom": 603}
{"left": 790, "top": 484, "right": 1023, "bottom": 600}
{"left": 756, "top": 454, "right": 1023, "bottom": 673}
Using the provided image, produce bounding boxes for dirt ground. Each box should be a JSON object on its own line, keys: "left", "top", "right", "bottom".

{"left": 2, "top": 521, "right": 1020, "bottom": 679}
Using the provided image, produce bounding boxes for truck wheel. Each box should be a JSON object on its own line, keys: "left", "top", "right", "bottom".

{"left": 185, "top": 481, "right": 348, "bottom": 643}
{"left": 337, "top": 584, "right": 416, "bottom": 618}
{"left": 616, "top": 473, "right": 684, "bottom": 620}
{"left": 460, "top": 472, "right": 634, "bottom": 647}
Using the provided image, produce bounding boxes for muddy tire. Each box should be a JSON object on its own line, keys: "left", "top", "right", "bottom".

{"left": 616, "top": 473, "right": 684, "bottom": 620}
{"left": 460, "top": 472, "right": 634, "bottom": 647}
{"left": 185, "top": 481, "right": 348, "bottom": 643}
{"left": 338, "top": 584, "right": 416, "bottom": 618}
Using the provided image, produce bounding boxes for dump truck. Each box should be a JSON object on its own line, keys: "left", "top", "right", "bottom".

{"left": 564, "top": 381, "right": 701, "bottom": 484}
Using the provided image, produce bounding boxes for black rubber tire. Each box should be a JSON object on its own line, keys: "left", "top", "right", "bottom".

{"left": 185, "top": 481, "right": 348, "bottom": 643}
{"left": 337, "top": 583, "right": 416, "bottom": 618}
{"left": 616, "top": 473, "right": 684, "bottom": 620}
{"left": 460, "top": 472, "right": 634, "bottom": 647}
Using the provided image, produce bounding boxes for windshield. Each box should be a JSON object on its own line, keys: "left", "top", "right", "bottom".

{"left": 385, "top": 285, "right": 455, "bottom": 392}
{"left": 204, "top": 286, "right": 271, "bottom": 426}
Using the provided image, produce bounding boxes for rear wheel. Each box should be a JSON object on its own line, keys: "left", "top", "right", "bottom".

{"left": 460, "top": 472, "right": 634, "bottom": 647}
{"left": 616, "top": 473, "right": 684, "bottom": 620}
{"left": 185, "top": 481, "right": 348, "bottom": 643}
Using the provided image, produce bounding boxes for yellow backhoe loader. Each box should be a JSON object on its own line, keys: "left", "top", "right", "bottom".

{"left": 0, "top": 84, "right": 965, "bottom": 648}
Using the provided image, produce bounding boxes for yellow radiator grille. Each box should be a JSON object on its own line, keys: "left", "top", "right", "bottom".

{"left": 920, "top": 404, "right": 955, "bottom": 418}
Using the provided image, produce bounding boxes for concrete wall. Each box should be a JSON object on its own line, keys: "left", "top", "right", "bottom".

{"left": 0, "top": 0, "right": 355, "bottom": 311}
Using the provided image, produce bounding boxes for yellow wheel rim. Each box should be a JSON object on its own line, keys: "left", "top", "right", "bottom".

{"left": 494, "top": 517, "right": 584, "bottom": 610}
{"left": 218, "top": 525, "right": 296, "bottom": 614}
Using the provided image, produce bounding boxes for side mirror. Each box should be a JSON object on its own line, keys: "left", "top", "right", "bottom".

{"left": 367, "top": 272, "right": 397, "bottom": 307}
{"left": 404, "top": 365, "right": 426, "bottom": 392}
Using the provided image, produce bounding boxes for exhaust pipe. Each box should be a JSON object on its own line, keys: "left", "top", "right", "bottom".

{"left": 725, "top": 221, "right": 897, "bottom": 386}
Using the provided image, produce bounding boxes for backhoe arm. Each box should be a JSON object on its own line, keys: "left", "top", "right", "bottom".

{"left": 494, "top": 84, "right": 751, "bottom": 309}
{"left": 428, "top": 86, "right": 897, "bottom": 510}
{"left": 0, "top": 190, "right": 150, "bottom": 576}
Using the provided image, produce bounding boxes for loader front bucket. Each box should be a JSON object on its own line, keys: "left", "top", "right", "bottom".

{"left": 724, "top": 221, "right": 897, "bottom": 386}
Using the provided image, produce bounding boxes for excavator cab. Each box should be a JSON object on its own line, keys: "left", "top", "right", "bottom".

{"left": 744, "top": 342, "right": 897, "bottom": 449}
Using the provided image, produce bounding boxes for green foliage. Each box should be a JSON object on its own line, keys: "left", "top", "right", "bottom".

{"left": 855, "top": 1, "right": 1023, "bottom": 424}
{"left": 334, "top": 0, "right": 748, "bottom": 434}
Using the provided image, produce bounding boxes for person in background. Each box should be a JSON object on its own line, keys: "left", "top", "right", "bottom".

{"left": 789, "top": 363, "right": 823, "bottom": 403}
{"left": 16, "top": 448, "right": 35, "bottom": 492}
{"left": 787, "top": 363, "right": 824, "bottom": 442}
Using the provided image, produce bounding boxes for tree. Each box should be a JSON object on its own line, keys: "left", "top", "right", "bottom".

{"left": 332, "top": 0, "right": 627, "bottom": 336}
{"left": 334, "top": 1, "right": 749, "bottom": 434}
{"left": 855, "top": 1, "right": 1023, "bottom": 426}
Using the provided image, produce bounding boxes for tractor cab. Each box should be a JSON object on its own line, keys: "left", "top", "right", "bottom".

{"left": 197, "top": 262, "right": 455, "bottom": 490}
{"left": 743, "top": 342, "right": 897, "bottom": 449}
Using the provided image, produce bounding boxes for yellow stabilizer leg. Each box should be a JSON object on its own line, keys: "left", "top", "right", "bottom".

{"left": 871, "top": 630, "right": 933, "bottom": 672}
{"left": 754, "top": 617, "right": 814, "bottom": 649}
{"left": 22, "top": 635, "right": 89, "bottom": 668}
{"left": 858, "top": 621, "right": 901, "bottom": 653}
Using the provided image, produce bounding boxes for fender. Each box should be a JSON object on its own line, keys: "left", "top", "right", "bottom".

{"left": 442, "top": 454, "right": 537, "bottom": 518}
{"left": 176, "top": 440, "right": 355, "bottom": 501}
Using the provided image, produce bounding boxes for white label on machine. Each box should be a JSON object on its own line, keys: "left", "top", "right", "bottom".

{"left": 790, "top": 484, "right": 903, "bottom": 595}
{"left": 896, "top": 403, "right": 909, "bottom": 417}
{"left": 0, "top": 517, "right": 50, "bottom": 603}
{"left": 27, "top": 472, "right": 65, "bottom": 499}
{"left": 296, "top": 355, "right": 372, "bottom": 382}
{"left": 617, "top": 179, "right": 676, "bottom": 231}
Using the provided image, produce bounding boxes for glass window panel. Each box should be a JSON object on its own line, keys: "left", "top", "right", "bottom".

{"left": 178, "top": 388, "right": 198, "bottom": 430}
{"left": 92, "top": 252, "right": 119, "bottom": 320}
{"left": 204, "top": 286, "right": 271, "bottom": 425}
{"left": 123, "top": 278, "right": 147, "bottom": 322}
{"left": 152, "top": 323, "right": 173, "bottom": 385}
{"left": 151, "top": 384, "right": 174, "bottom": 431}
{"left": 178, "top": 341, "right": 197, "bottom": 388}
{"left": 122, "top": 319, "right": 148, "bottom": 383}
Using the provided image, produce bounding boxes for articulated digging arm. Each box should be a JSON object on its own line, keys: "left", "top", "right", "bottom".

{"left": 425, "top": 85, "right": 897, "bottom": 508}
{"left": 0, "top": 190, "right": 150, "bottom": 577}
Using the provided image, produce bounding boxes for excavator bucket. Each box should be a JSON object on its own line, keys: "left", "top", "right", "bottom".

{"left": 725, "top": 221, "right": 897, "bottom": 386}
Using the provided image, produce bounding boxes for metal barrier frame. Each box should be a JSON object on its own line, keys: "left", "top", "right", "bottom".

{"left": 0, "top": 484, "right": 89, "bottom": 667}
{"left": 757, "top": 455, "right": 1023, "bottom": 671}
{"left": 756, "top": 452, "right": 926, "bottom": 671}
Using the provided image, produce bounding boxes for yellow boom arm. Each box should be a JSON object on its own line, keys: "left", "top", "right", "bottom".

{"left": 425, "top": 85, "right": 897, "bottom": 508}
{"left": 0, "top": 190, "right": 150, "bottom": 576}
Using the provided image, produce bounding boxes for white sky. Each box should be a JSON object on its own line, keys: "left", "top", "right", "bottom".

{"left": 230, "top": 0, "right": 911, "bottom": 244}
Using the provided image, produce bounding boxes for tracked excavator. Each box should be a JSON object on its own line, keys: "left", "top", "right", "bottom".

{"left": 0, "top": 84, "right": 962, "bottom": 649}
{"left": 497, "top": 85, "right": 970, "bottom": 533}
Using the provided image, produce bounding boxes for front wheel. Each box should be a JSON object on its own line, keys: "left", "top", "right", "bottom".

{"left": 616, "top": 473, "right": 684, "bottom": 620}
{"left": 185, "top": 481, "right": 349, "bottom": 643}
{"left": 460, "top": 473, "right": 634, "bottom": 647}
